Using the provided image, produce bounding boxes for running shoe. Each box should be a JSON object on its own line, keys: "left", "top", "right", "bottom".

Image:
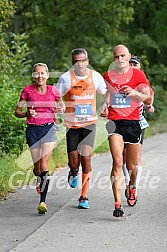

{"left": 78, "top": 196, "right": 89, "bottom": 209}
{"left": 127, "top": 186, "right": 137, "bottom": 207}
{"left": 37, "top": 202, "right": 47, "bottom": 214}
{"left": 68, "top": 170, "right": 79, "bottom": 188}
{"left": 125, "top": 185, "right": 129, "bottom": 199}
{"left": 113, "top": 202, "right": 124, "bottom": 217}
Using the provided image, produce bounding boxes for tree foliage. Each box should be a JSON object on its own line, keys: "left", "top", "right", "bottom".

{"left": 0, "top": 0, "right": 15, "bottom": 71}
{"left": 0, "top": 33, "right": 32, "bottom": 155}
{"left": 13, "top": 0, "right": 135, "bottom": 71}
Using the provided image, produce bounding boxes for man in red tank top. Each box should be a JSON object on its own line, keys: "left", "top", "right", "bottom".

{"left": 101, "top": 45, "right": 153, "bottom": 217}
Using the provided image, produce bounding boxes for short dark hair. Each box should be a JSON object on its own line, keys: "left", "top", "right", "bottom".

{"left": 71, "top": 48, "right": 88, "bottom": 58}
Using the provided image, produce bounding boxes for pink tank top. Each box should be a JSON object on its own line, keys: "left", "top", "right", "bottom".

{"left": 21, "top": 84, "right": 60, "bottom": 125}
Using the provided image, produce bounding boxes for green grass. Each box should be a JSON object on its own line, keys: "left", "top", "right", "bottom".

{"left": 0, "top": 155, "right": 20, "bottom": 196}
{"left": 1, "top": 111, "right": 167, "bottom": 198}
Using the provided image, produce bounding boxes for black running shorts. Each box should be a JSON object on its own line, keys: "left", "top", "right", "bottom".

{"left": 106, "top": 120, "right": 141, "bottom": 144}
{"left": 66, "top": 124, "right": 96, "bottom": 152}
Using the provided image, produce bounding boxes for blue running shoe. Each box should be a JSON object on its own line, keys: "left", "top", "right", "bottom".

{"left": 78, "top": 196, "right": 89, "bottom": 209}
{"left": 68, "top": 170, "right": 78, "bottom": 188}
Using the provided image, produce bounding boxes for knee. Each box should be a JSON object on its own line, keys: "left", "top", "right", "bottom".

{"left": 113, "top": 157, "right": 123, "bottom": 169}
{"left": 126, "top": 163, "right": 137, "bottom": 171}
{"left": 81, "top": 155, "right": 91, "bottom": 163}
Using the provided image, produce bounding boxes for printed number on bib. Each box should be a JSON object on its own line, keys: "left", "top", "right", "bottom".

{"left": 74, "top": 104, "right": 92, "bottom": 118}
{"left": 112, "top": 93, "right": 131, "bottom": 108}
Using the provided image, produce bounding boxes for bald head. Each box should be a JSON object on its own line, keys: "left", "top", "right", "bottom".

{"left": 113, "top": 45, "right": 130, "bottom": 56}
{"left": 112, "top": 44, "right": 131, "bottom": 73}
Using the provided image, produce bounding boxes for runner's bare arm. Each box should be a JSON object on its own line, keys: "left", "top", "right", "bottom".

{"left": 123, "top": 85, "right": 153, "bottom": 105}
{"left": 100, "top": 91, "right": 110, "bottom": 117}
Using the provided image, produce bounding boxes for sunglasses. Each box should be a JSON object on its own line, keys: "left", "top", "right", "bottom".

{"left": 72, "top": 58, "right": 88, "bottom": 64}
{"left": 32, "top": 72, "right": 48, "bottom": 78}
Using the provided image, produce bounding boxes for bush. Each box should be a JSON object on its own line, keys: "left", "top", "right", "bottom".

{"left": 0, "top": 33, "right": 32, "bottom": 156}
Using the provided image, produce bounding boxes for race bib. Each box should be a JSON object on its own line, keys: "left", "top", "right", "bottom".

{"left": 74, "top": 104, "right": 92, "bottom": 117}
{"left": 112, "top": 93, "right": 131, "bottom": 108}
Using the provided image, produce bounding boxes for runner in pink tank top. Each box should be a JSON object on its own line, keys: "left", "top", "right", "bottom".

{"left": 15, "top": 63, "right": 65, "bottom": 214}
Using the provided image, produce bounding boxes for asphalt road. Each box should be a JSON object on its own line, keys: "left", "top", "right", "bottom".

{"left": 1, "top": 133, "right": 167, "bottom": 252}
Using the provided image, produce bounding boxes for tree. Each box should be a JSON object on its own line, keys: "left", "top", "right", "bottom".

{"left": 0, "top": 1, "right": 32, "bottom": 155}
{"left": 0, "top": 0, "right": 15, "bottom": 71}
{"left": 13, "top": 0, "right": 135, "bottom": 72}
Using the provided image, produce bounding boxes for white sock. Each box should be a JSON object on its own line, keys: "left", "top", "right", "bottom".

{"left": 136, "top": 165, "right": 142, "bottom": 193}
{"left": 122, "top": 163, "right": 130, "bottom": 186}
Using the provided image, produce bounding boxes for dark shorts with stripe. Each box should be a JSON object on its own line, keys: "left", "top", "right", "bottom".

{"left": 26, "top": 122, "right": 56, "bottom": 148}
{"left": 106, "top": 120, "right": 141, "bottom": 144}
{"left": 66, "top": 124, "right": 96, "bottom": 152}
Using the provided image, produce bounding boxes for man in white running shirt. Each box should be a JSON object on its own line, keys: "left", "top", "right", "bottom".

{"left": 57, "top": 48, "right": 106, "bottom": 209}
